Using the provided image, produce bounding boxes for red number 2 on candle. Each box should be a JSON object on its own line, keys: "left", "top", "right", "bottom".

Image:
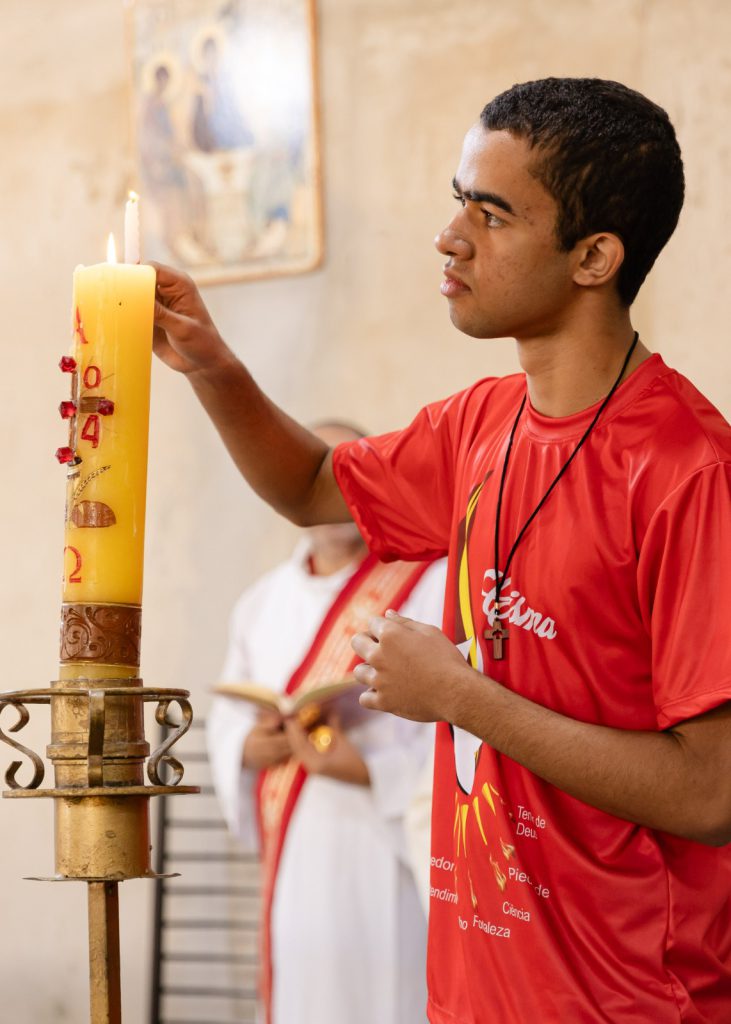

{"left": 64, "top": 545, "right": 82, "bottom": 584}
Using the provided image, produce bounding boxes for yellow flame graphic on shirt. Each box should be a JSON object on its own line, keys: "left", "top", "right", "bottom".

{"left": 453, "top": 779, "right": 517, "bottom": 904}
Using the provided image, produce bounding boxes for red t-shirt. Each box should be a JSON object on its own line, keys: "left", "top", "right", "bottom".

{"left": 332, "top": 354, "right": 731, "bottom": 1023}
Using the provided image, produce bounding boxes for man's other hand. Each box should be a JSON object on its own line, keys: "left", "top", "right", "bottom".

{"left": 352, "top": 610, "right": 471, "bottom": 722}
{"left": 242, "top": 710, "right": 292, "bottom": 769}
{"left": 283, "top": 716, "right": 370, "bottom": 787}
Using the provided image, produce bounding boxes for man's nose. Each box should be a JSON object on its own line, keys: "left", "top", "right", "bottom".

{"left": 434, "top": 224, "right": 473, "bottom": 260}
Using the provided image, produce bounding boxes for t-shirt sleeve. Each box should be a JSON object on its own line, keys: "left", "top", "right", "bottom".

{"left": 637, "top": 461, "right": 731, "bottom": 728}
{"left": 332, "top": 394, "right": 464, "bottom": 562}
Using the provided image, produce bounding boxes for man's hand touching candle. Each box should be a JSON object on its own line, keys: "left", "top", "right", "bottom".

{"left": 351, "top": 610, "right": 472, "bottom": 722}
{"left": 152, "top": 262, "right": 236, "bottom": 377}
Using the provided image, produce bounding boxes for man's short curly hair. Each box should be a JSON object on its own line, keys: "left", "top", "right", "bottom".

{"left": 480, "top": 78, "right": 684, "bottom": 306}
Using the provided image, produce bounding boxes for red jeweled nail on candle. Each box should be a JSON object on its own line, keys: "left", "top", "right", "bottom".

{"left": 97, "top": 399, "right": 115, "bottom": 416}
{"left": 55, "top": 446, "right": 76, "bottom": 464}
{"left": 59, "top": 401, "right": 77, "bottom": 420}
{"left": 59, "top": 356, "right": 77, "bottom": 373}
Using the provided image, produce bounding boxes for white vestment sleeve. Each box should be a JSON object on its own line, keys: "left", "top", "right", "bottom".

{"left": 206, "top": 697, "right": 260, "bottom": 849}
{"left": 206, "top": 593, "right": 261, "bottom": 849}
{"left": 364, "top": 722, "right": 435, "bottom": 822}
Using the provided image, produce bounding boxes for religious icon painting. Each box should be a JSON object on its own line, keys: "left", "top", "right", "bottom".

{"left": 125, "top": 0, "right": 324, "bottom": 284}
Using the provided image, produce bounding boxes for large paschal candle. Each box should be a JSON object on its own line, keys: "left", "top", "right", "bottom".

{"left": 57, "top": 234, "right": 155, "bottom": 674}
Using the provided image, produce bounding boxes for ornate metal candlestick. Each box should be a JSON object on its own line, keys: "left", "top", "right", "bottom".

{"left": 0, "top": 241, "right": 199, "bottom": 1021}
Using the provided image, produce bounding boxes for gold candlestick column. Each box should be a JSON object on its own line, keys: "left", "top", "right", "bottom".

{"left": 53, "top": 607, "right": 150, "bottom": 881}
{"left": 52, "top": 602, "right": 148, "bottom": 1022}
{"left": 88, "top": 881, "right": 123, "bottom": 1024}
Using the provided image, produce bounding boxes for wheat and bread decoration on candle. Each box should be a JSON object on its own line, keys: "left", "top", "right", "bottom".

{"left": 0, "top": 193, "right": 199, "bottom": 1024}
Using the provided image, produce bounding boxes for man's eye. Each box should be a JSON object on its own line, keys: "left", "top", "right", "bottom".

{"left": 452, "top": 192, "right": 466, "bottom": 207}
{"left": 482, "top": 210, "right": 504, "bottom": 227}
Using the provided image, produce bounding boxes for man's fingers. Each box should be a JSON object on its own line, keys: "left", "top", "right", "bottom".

{"left": 152, "top": 324, "right": 169, "bottom": 349}
{"left": 152, "top": 262, "right": 212, "bottom": 323}
{"left": 359, "top": 688, "right": 382, "bottom": 712}
{"left": 153, "top": 299, "right": 196, "bottom": 335}
{"left": 384, "top": 608, "right": 418, "bottom": 628}
{"left": 153, "top": 298, "right": 175, "bottom": 325}
{"left": 283, "top": 718, "right": 311, "bottom": 757}
{"left": 366, "top": 615, "right": 388, "bottom": 640}
{"left": 350, "top": 631, "right": 379, "bottom": 661}
{"left": 283, "top": 716, "right": 306, "bottom": 740}
{"left": 324, "top": 710, "right": 342, "bottom": 730}
{"left": 269, "top": 733, "right": 292, "bottom": 761}
{"left": 366, "top": 611, "right": 417, "bottom": 640}
{"left": 256, "top": 709, "right": 284, "bottom": 730}
{"left": 149, "top": 260, "right": 193, "bottom": 290}
{"left": 353, "top": 662, "right": 376, "bottom": 686}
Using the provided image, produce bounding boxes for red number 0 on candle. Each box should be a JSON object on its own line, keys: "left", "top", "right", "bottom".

{"left": 83, "top": 365, "right": 102, "bottom": 389}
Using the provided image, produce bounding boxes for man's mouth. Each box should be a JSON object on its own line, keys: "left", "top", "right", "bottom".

{"left": 440, "top": 271, "right": 470, "bottom": 297}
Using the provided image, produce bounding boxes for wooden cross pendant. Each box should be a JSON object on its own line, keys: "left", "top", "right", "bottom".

{"left": 485, "top": 621, "right": 509, "bottom": 660}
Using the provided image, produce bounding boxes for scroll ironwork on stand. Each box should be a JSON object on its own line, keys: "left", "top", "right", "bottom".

{"left": 0, "top": 684, "right": 197, "bottom": 798}
{"left": 0, "top": 700, "right": 46, "bottom": 790}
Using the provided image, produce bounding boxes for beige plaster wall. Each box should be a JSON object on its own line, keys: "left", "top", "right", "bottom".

{"left": 0, "top": 0, "right": 729, "bottom": 1019}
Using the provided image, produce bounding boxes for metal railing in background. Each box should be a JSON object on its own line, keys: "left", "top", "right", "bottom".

{"left": 149, "top": 719, "right": 260, "bottom": 1024}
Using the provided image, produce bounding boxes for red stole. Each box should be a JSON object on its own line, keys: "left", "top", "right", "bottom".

{"left": 255, "top": 553, "right": 431, "bottom": 1024}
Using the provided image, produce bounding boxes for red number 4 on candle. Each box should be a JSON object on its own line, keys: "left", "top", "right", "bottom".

{"left": 81, "top": 414, "right": 100, "bottom": 448}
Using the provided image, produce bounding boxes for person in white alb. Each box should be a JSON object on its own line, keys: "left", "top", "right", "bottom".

{"left": 207, "top": 423, "right": 446, "bottom": 1024}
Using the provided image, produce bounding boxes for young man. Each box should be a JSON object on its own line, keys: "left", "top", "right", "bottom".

{"left": 207, "top": 423, "right": 447, "bottom": 1024}
{"left": 154, "top": 79, "right": 731, "bottom": 1022}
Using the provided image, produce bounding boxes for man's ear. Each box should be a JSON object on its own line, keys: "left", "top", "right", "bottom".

{"left": 572, "top": 232, "right": 625, "bottom": 289}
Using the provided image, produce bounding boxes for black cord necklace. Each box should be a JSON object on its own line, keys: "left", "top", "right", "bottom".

{"left": 487, "top": 330, "right": 640, "bottom": 660}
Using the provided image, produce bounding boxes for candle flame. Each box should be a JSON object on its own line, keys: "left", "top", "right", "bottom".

{"left": 106, "top": 233, "right": 117, "bottom": 264}
{"left": 128, "top": 190, "right": 139, "bottom": 203}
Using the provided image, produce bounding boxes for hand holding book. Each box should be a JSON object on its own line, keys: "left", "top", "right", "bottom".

{"left": 283, "top": 715, "right": 371, "bottom": 787}
{"left": 241, "top": 710, "right": 292, "bottom": 770}
{"left": 213, "top": 676, "right": 364, "bottom": 730}
{"left": 214, "top": 676, "right": 371, "bottom": 768}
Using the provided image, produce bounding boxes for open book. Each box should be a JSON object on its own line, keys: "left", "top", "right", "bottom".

{"left": 212, "top": 676, "right": 363, "bottom": 727}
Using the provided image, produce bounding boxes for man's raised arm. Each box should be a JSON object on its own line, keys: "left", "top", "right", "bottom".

{"left": 152, "top": 262, "right": 351, "bottom": 526}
